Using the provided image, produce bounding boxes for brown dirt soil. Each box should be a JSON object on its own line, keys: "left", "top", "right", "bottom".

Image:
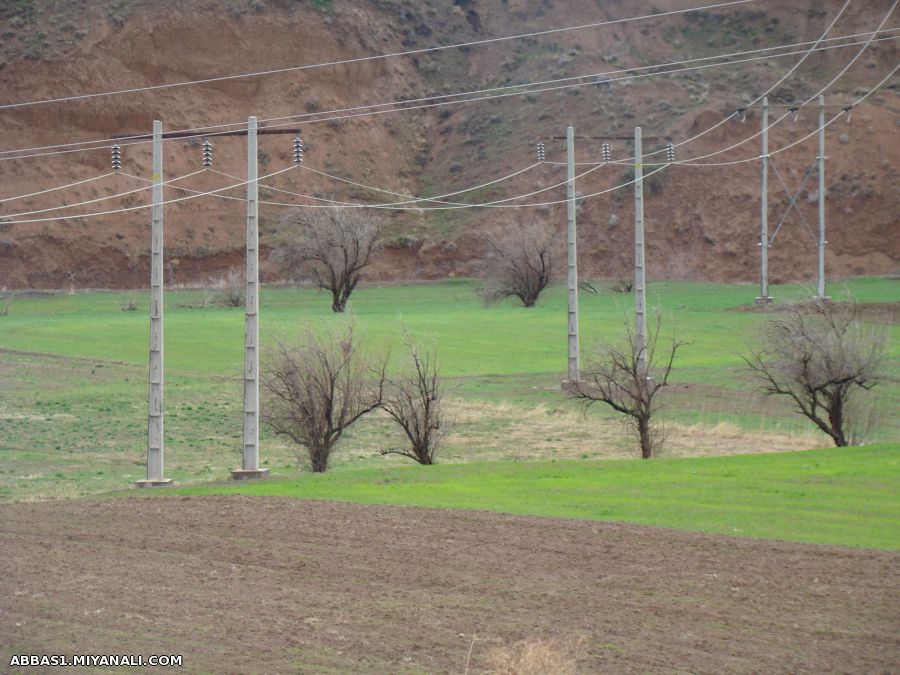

{"left": 2, "top": 496, "right": 898, "bottom": 673}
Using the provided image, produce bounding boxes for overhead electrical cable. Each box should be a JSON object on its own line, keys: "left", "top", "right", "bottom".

{"left": 2, "top": 27, "right": 895, "bottom": 163}
{"left": 204, "top": 163, "right": 661, "bottom": 211}
{"left": 6, "top": 54, "right": 896, "bottom": 227}
{"left": 0, "top": 0, "right": 755, "bottom": 112}
{"left": 289, "top": 162, "right": 607, "bottom": 207}
{"left": 1, "top": 165, "right": 296, "bottom": 224}
{"left": 677, "top": 61, "right": 900, "bottom": 167}
{"left": 801, "top": 0, "right": 898, "bottom": 106}
{"left": 211, "top": 161, "right": 550, "bottom": 207}
{"left": 0, "top": 172, "right": 119, "bottom": 203}
{"left": 3, "top": 22, "right": 897, "bottom": 220}
{"left": 641, "top": 0, "right": 855, "bottom": 159}
{"left": 675, "top": 0, "right": 897, "bottom": 165}
{"left": 3, "top": 58, "right": 895, "bottom": 224}
{"left": 238, "top": 57, "right": 900, "bottom": 210}
{"left": 0, "top": 160, "right": 656, "bottom": 220}
{"left": 0, "top": 169, "right": 207, "bottom": 218}
{"left": 259, "top": 164, "right": 671, "bottom": 210}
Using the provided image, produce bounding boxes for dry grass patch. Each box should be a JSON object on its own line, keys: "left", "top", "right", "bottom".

{"left": 486, "top": 634, "right": 588, "bottom": 675}
{"left": 440, "top": 400, "right": 819, "bottom": 461}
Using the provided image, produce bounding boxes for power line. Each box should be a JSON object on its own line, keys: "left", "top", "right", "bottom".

{"left": 0, "top": 158, "right": 651, "bottom": 221}
{"left": 213, "top": 56, "right": 900, "bottom": 211}
{"left": 674, "top": 0, "right": 897, "bottom": 164}
{"left": 289, "top": 162, "right": 605, "bottom": 208}
{"left": 213, "top": 161, "right": 554, "bottom": 207}
{"left": 4, "top": 51, "right": 894, "bottom": 224}
{"left": 3, "top": 48, "right": 895, "bottom": 221}
{"left": 210, "top": 163, "right": 663, "bottom": 211}
{"left": 641, "top": 0, "right": 855, "bottom": 159}
{"left": 3, "top": 26, "right": 893, "bottom": 162}
{"left": 0, "top": 171, "right": 118, "bottom": 203}
{"left": 26, "top": 158, "right": 551, "bottom": 215}
{"left": 802, "top": 0, "right": 898, "bottom": 106}
{"left": 0, "top": 169, "right": 207, "bottom": 218}
{"left": 3, "top": 12, "right": 896, "bottom": 219}
{"left": 673, "top": 61, "right": 900, "bottom": 167}
{"left": 266, "top": 164, "right": 671, "bottom": 211}
{"left": 0, "top": 0, "right": 754, "bottom": 112}
{"left": 252, "top": 33, "right": 899, "bottom": 154}
{"left": 0, "top": 165, "right": 296, "bottom": 224}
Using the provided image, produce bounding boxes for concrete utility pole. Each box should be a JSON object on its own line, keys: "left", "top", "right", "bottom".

{"left": 816, "top": 94, "right": 828, "bottom": 299}
{"left": 136, "top": 120, "right": 172, "bottom": 488}
{"left": 756, "top": 97, "right": 772, "bottom": 304}
{"left": 564, "top": 125, "right": 580, "bottom": 386}
{"left": 633, "top": 127, "right": 648, "bottom": 373}
{"left": 233, "top": 116, "right": 269, "bottom": 480}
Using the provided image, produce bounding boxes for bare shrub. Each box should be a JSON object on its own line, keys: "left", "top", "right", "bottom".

{"left": 486, "top": 635, "right": 588, "bottom": 675}
{"left": 120, "top": 294, "right": 138, "bottom": 312}
{"left": 743, "top": 300, "right": 886, "bottom": 446}
{"left": 262, "top": 323, "right": 386, "bottom": 472}
{"left": 268, "top": 207, "right": 383, "bottom": 313}
{"left": 571, "top": 317, "right": 685, "bottom": 459}
{"left": 579, "top": 278, "right": 600, "bottom": 294}
{"left": 610, "top": 278, "right": 634, "bottom": 293}
{"left": 380, "top": 331, "right": 446, "bottom": 465}
{"left": 479, "top": 221, "right": 558, "bottom": 308}
{"left": 213, "top": 268, "right": 245, "bottom": 308}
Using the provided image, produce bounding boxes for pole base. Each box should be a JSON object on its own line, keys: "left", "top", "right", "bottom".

{"left": 754, "top": 296, "right": 773, "bottom": 305}
{"left": 560, "top": 379, "right": 582, "bottom": 393}
{"left": 134, "top": 479, "right": 174, "bottom": 488}
{"left": 231, "top": 468, "right": 270, "bottom": 481}
{"left": 813, "top": 295, "right": 832, "bottom": 302}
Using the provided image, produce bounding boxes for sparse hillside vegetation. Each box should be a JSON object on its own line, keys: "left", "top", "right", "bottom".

{"left": 0, "top": 0, "right": 896, "bottom": 288}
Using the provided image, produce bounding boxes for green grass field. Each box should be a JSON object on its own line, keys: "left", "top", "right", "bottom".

{"left": 173, "top": 444, "right": 900, "bottom": 550}
{"left": 1, "top": 278, "right": 898, "bottom": 549}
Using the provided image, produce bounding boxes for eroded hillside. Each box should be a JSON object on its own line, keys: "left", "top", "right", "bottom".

{"left": 0, "top": 0, "right": 897, "bottom": 288}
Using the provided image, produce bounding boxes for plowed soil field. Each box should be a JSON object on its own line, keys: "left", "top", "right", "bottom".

{"left": 2, "top": 496, "right": 898, "bottom": 673}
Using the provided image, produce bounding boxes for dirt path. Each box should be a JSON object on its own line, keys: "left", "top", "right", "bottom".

{"left": 2, "top": 496, "right": 898, "bottom": 673}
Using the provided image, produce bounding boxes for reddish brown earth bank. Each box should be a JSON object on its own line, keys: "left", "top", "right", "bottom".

{"left": 0, "top": 0, "right": 897, "bottom": 288}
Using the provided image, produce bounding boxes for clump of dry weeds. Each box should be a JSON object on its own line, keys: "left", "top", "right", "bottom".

{"left": 486, "top": 634, "right": 588, "bottom": 674}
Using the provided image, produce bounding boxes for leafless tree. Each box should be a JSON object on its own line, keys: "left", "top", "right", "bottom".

{"left": 479, "top": 221, "right": 558, "bottom": 308}
{"left": 262, "top": 323, "right": 386, "bottom": 472}
{"left": 269, "top": 207, "right": 383, "bottom": 313}
{"left": 380, "top": 331, "right": 446, "bottom": 465}
{"left": 571, "top": 318, "right": 685, "bottom": 459}
{"left": 743, "top": 301, "right": 886, "bottom": 447}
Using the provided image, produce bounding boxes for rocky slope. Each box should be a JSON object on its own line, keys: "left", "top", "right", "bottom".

{"left": 0, "top": 0, "right": 897, "bottom": 288}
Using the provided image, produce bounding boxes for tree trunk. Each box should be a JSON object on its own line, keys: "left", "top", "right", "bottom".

{"left": 331, "top": 285, "right": 352, "bottom": 313}
{"left": 637, "top": 415, "right": 652, "bottom": 459}
{"left": 520, "top": 291, "right": 538, "bottom": 308}
{"left": 829, "top": 393, "right": 848, "bottom": 447}
{"left": 310, "top": 446, "right": 331, "bottom": 472}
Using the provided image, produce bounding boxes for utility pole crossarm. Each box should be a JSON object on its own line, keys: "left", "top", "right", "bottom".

{"left": 112, "top": 127, "right": 302, "bottom": 141}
